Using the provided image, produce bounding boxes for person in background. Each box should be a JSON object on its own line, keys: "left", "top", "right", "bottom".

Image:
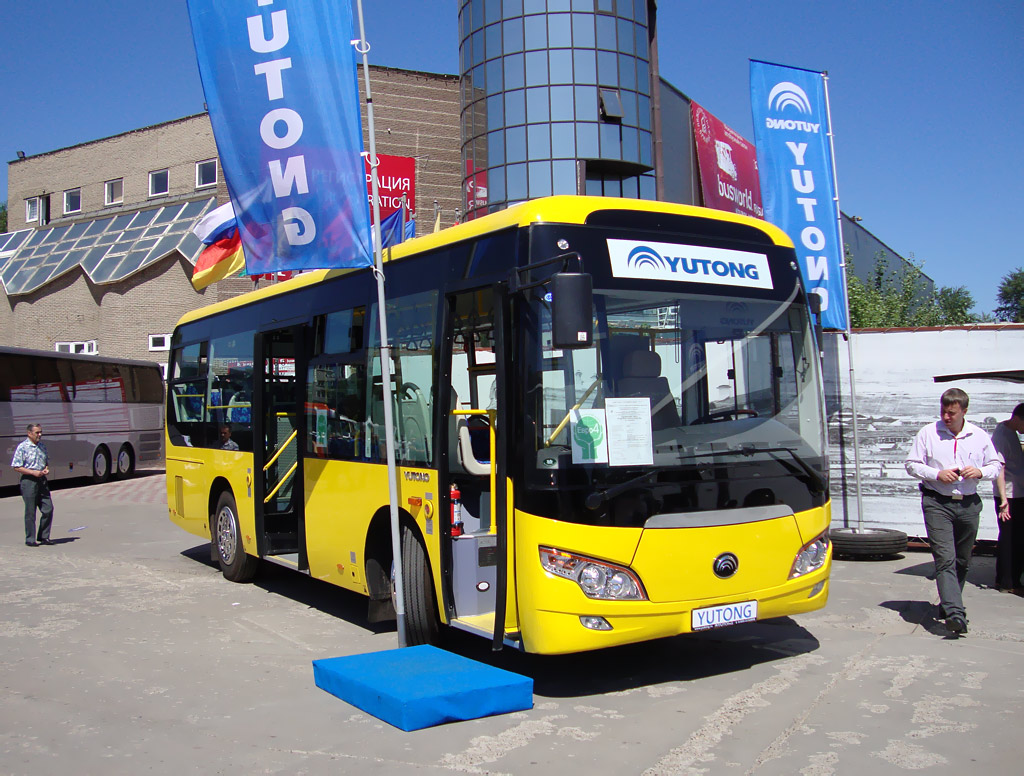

{"left": 219, "top": 425, "right": 240, "bottom": 451}
{"left": 990, "top": 402, "right": 1024, "bottom": 593}
{"left": 905, "top": 388, "right": 1002, "bottom": 636}
{"left": 11, "top": 424, "right": 55, "bottom": 547}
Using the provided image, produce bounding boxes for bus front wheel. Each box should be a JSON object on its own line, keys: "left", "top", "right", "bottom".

{"left": 215, "top": 491, "right": 259, "bottom": 582}
{"left": 92, "top": 446, "right": 112, "bottom": 484}
{"left": 400, "top": 525, "right": 440, "bottom": 646}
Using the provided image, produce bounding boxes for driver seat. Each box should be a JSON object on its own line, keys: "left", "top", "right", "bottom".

{"left": 617, "top": 350, "right": 680, "bottom": 430}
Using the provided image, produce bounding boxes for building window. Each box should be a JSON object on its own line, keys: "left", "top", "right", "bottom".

{"left": 599, "top": 88, "right": 624, "bottom": 122}
{"left": 25, "top": 197, "right": 39, "bottom": 222}
{"left": 196, "top": 159, "right": 218, "bottom": 189}
{"left": 105, "top": 178, "right": 124, "bottom": 206}
{"left": 149, "top": 334, "right": 171, "bottom": 352}
{"left": 56, "top": 340, "right": 98, "bottom": 355}
{"left": 149, "top": 169, "right": 169, "bottom": 197}
{"left": 64, "top": 188, "right": 82, "bottom": 215}
{"left": 159, "top": 362, "right": 169, "bottom": 381}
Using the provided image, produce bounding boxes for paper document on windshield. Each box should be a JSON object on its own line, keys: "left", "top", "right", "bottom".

{"left": 605, "top": 398, "right": 654, "bottom": 467}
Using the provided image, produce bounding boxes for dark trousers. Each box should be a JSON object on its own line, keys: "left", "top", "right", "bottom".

{"left": 21, "top": 476, "right": 54, "bottom": 543}
{"left": 922, "top": 491, "right": 981, "bottom": 619}
{"left": 995, "top": 496, "right": 1024, "bottom": 590}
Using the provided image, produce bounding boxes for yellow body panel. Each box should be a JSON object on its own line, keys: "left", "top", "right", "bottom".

{"left": 166, "top": 438, "right": 256, "bottom": 551}
{"left": 514, "top": 504, "right": 831, "bottom": 655}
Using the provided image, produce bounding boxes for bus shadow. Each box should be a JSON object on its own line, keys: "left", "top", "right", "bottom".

{"left": 180, "top": 544, "right": 394, "bottom": 635}
{"left": 442, "top": 618, "right": 820, "bottom": 699}
{"left": 180, "top": 543, "right": 820, "bottom": 694}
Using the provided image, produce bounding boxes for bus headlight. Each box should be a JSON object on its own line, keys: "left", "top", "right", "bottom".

{"left": 539, "top": 546, "right": 647, "bottom": 600}
{"left": 789, "top": 533, "right": 830, "bottom": 578}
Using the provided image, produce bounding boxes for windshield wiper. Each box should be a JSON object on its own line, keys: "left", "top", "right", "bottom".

{"left": 583, "top": 444, "right": 825, "bottom": 509}
{"left": 737, "top": 444, "right": 827, "bottom": 493}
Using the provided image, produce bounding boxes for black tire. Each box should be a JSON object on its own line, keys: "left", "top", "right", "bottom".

{"left": 214, "top": 491, "right": 259, "bottom": 582}
{"left": 115, "top": 443, "right": 135, "bottom": 479}
{"left": 830, "top": 527, "right": 908, "bottom": 558}
{"left": 400, "top": 525, "right": 441, "bottom": 646}
{"left": 92, "top": 445, "right": 112, "bottom": 484}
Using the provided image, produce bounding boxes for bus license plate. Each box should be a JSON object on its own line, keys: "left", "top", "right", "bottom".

{"left": 691, "top": 600, "right": 758, "bottom": 631}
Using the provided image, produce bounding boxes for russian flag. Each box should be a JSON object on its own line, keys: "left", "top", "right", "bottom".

{"left": 191, "top": 201, "right": 246, "bottom": 290}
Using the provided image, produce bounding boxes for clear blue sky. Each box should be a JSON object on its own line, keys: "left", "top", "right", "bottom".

{"left": 3, "top": 1, "right": 1021, "bottom": 314}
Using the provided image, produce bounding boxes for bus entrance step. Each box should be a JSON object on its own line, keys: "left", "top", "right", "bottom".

{"left": 312, "top": 644, "right": 533, "bottom": 731}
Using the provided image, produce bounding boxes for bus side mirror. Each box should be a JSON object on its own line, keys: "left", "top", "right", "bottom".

{"left": 808, "top": 291, "right": 822, "bottom": 316}
{"left": 551, "top": 272, "right": 593, "bottom": 349}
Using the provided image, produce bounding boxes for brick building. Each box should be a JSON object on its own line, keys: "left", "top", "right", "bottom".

{"left": 1, "top": 66, "right": 462, "bottom": 371}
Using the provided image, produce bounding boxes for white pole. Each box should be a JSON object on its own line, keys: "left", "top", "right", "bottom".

{"left": 355, "top": 0, "right": 407, "bottom": 647}
{"left": 822, "top": 72, "right": 865, "bottom": 531}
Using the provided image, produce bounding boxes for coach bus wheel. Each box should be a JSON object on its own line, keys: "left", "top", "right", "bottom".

{"left": 829, "top": 527, "right": 908, "bottom": 559}
{"left": 115, "top": 444, "right": 135, "bottom": 479}
{"left": 92, "top": 446, "right": 112, "bottom": 484}
{"left": 399, "top": 525, "right": 440, "bottom": 646}
{"left": 215, "top": 492, "right": 259, "bottom": 582}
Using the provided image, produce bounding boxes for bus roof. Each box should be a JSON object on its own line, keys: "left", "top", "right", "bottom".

{"left": 0, "top": 345, "right": 161, "bottom": 370}
{"left": 175, "top": 195, "right": 794, "bottom": 328}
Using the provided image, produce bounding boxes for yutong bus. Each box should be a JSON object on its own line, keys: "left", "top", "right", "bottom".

{"left": 165, "top": 196, "right": 831, "bottom": 654}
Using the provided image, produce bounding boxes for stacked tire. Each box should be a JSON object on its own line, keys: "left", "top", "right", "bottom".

{"left": 829, "top": 527, "right": 908, "bottom": 559}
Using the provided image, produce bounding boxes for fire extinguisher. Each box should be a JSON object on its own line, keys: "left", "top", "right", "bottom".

{"left": 450, "top": 483, "right": 464, "bottom": 537}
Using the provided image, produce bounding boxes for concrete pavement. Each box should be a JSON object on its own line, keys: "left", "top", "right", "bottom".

{"left": 2, "top": 472, "right": 1023, "bottom": 775}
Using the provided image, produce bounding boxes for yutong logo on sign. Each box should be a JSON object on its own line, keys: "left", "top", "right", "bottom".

{"left": 607, "top": 239, "right": 773, "bottom": 290}
{"left": 764, "top": 82, "right": 820, "bottom": 133}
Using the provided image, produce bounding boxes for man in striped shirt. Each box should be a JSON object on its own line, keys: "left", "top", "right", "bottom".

{"left": 11, "top": 423, "right": 54, "bottom": 547}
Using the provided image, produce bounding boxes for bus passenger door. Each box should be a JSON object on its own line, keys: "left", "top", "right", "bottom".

{"left": 254, "top": 326, "right": 307, "bottom": 568}
{"left": 442, "top": 286, "right": 512, "bottom": 646}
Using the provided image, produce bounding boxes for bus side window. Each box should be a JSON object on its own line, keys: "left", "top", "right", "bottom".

{"left": 167, "top": 342, "right": 209, "bottom": 448}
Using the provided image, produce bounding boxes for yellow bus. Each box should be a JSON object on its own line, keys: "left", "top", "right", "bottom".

{"left": 165, "top": 195, "right": 831, "bottom": 655}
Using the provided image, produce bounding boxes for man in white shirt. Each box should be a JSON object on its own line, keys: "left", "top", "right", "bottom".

{"left": 905, "top": 388, "right": 1003, "bottom": 635}
{"left": 991, "top": 403, "right": 1024, "bottom": 592}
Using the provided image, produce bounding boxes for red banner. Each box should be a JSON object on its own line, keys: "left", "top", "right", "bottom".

{"left": 691, "top": 101, "right": 763, "bottom": 220}
{"left": 365, "top": 154, "right": 415, "bottom": 219}
{"left": 465, "top": 159, "right": 488, "bottom": 219}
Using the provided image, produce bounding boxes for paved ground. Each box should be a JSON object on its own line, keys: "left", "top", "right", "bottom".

{"left": 2, "top": 473, "right": 1023, "bottom": 775}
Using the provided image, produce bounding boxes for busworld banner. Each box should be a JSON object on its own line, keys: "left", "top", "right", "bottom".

{"left": 750, "top": 60, "right": 847, "bottom": 330}
{"left": 691, "top": 101, "right": 763, "bottom": 220}
{"left": 365, "top": 154, "right": 416, "bottom": 219}
{"left": 186, "top": 0, "right": 372, "bottom": 274}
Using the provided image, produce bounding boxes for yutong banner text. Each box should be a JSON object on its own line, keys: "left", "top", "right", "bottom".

{"left": 750, "top": 60, "right": 847, "bottom": 331}
{"left": 187, "top": 0, "right": 372, "bottom": 274}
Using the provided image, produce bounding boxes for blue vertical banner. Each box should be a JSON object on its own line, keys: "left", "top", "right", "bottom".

{"left": 750, "top": 60, "right": 847, "bottom": 330}
{"left": 186, "top": 0, "right": 372, "bottom": 273}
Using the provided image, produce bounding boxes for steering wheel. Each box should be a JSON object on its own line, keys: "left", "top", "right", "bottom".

{"left": 399, "top": 382, "right": 422, "bottom": 402}
{"left": 691, "top": 408, "right": 758, "bottom": 425}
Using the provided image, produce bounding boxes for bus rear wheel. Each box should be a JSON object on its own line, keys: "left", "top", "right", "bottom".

{"left": 92, "top": 445, "right": 112, "bottom": 484}
{"left": 115, "top": 444, "right": 135, "bottom": 479}
{"left": 215, "top": 491, "right": 259, "bottom": 582}
{"left": 400, "top": 525, "right": 440, "bottom": 646}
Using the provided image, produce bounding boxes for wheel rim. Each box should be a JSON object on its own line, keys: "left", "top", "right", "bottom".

{"left": 216, "top": 506, "right": 237, "bottom": 564}
{"left": 117, "top": 449, "right": 131, "bottom": 474}
{"left": 94, "top": 451, "right": 108, "bottom": 478}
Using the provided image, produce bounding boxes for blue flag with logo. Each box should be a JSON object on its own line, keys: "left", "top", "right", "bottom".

{"left": 750, "top": 60, "right": 847, "bottom": 330}
{"left": 186, "top": 0, "right": 372, "bottom": 274}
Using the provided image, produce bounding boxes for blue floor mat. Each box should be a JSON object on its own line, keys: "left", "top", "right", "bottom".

{"left": 313, "top": 644, "right": 534, "bottom": 731}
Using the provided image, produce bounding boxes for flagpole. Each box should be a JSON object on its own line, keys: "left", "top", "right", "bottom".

{"left": 355, "top": 0, "right": 407, "bottom": 648}
{"left": 822, "top": 71, "right": 865, "bottom": 532}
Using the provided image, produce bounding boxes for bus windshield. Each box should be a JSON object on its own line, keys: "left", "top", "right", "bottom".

{"left": 522, "top": 286, "right": 827, "bottom": 524}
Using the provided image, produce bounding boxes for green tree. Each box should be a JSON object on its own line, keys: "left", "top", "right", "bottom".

{"left": 994, "top": 268, "right": 1024, "bottom": 322}
{"left": 846, "top": 250, "right": 979, "bottom": 327}
{"left": 0, "top": 201, "right": 7, "bottom": 233}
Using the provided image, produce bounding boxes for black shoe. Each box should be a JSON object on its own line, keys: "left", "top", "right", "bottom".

{"left": 25, "top": 541, "right": 38, "bottom": 547}
{"left": 946, "top": 615, "right": 968, "bottom": 635}
{"left": 38, "top": 538, "right": 55, "bottom": 546}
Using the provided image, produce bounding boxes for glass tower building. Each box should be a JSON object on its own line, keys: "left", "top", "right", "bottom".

{"left": 459, "top": 0, "right": 657, "bottom": 220}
